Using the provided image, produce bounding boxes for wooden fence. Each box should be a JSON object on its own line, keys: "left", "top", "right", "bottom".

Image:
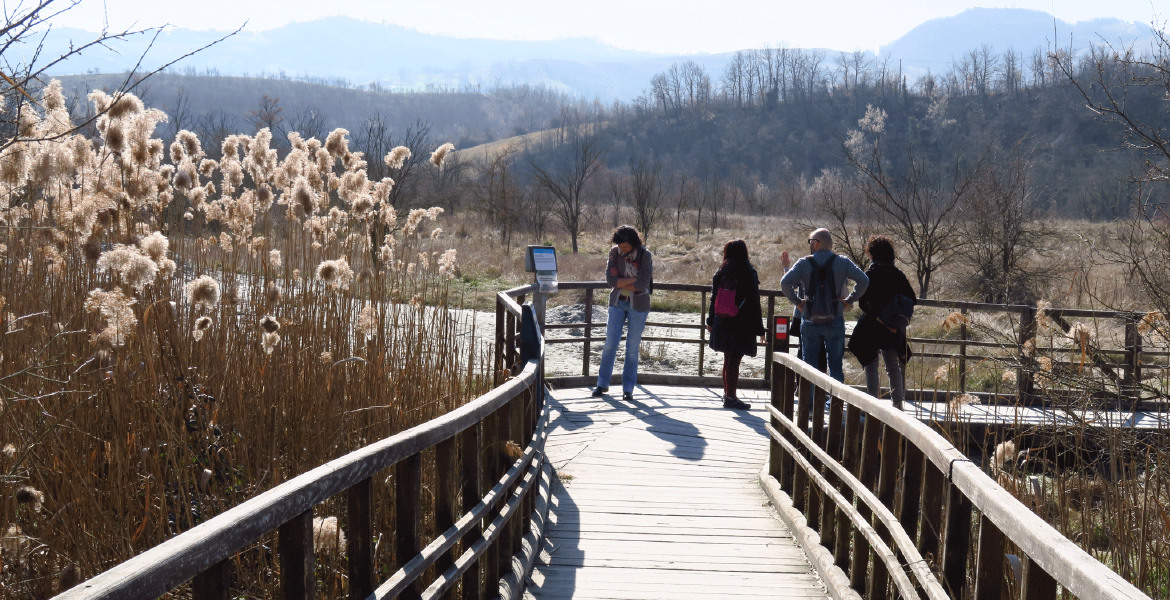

{"left": 542, "top": 281, "right": 1168, "bottom": 408}
{"left": 56, "top": 290, "right": 547, "bottom": 600}
{"left": 763, "top": 350, "right": 1152, "bottom": 600}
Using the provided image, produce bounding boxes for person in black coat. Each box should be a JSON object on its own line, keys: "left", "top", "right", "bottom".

{"left": 848, "top": 235, "right": 917, "bottom": 409}
{"left": 706, "top": 239, "right": 766, "bottom": 410}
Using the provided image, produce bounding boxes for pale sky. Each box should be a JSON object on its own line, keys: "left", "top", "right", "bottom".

{"left": 47, "top": 0, "right": 1164, "bottom": 54}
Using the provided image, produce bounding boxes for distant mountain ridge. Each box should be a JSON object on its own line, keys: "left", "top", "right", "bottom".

{"left": 880, "top": 8, "right": 1157, "bottom": 80}
{"left": 30, "top": 9, "right": 1162, "bottom": 101}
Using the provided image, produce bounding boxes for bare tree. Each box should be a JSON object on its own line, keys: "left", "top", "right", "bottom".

{"left": 472, "top": 145, "right": 524, "bottom": 247}
{"left": 247, "top": 94, "right": 285, "bottom": 134}
{"left": 530, "top": 135, "right": 607, "bottom": 253}
{"left": 0, "top": 0, "right": 239, "bottom": 151}
{"left": 1061, "top": 26, "right": 1170, "bottom": 324}
{"left": 165, "top": 87, "right": 192, "bottom": 140}
{"left": 626, "top": 158, "right": 669, "bottom": 240}
{"left": 804, "top": 167, "right": 874, "bottom": 267}
{"left": 384, "top": 121, "right": 432, "bottom": 209}
{"left": 286, "top": 106, "right": 328, "bottom": 142}
{"left": 958, "top": 146, "right": 1058, "bottom": 303}
{"left": 196, "top": 109, "right": 239, "bottom": 159}
{"left": 842, "top": 105, "right": 989, "bottom": 297}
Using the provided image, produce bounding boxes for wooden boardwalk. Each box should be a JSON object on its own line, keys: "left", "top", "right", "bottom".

{"left": 523, "top": 385, "right": 828, "bottom": 600}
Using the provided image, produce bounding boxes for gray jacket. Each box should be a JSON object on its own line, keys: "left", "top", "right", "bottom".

{"left": 606, "top": 245, "right": 653, "bottom": 312}
{"left": 780, "top": 250, "right": 869, "bottom": 324}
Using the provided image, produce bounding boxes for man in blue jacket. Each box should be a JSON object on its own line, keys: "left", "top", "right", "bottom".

{"left": 780, "top": 228, "right": 869, "bottom": 384}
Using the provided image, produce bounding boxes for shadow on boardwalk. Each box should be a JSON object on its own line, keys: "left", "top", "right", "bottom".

{"left": 525, "top": 384, "right": 826, "bottom": 600}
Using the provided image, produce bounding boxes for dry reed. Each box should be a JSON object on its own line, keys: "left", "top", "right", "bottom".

{"left": 0, "top": 85, "right": 491, "bottom": 598}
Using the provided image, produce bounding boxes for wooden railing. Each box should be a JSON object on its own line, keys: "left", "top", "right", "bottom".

{"left": 763, "top": 351, "right": 1152, "bottom": 600}
{"left": 542, "top": 282, "right": 1167, "bottom": 407}
{"left": 57, "top": 287, "right": 548, "bottom": 600}
{"left": 544, "top": 281, "right": 786, "bottom": 390}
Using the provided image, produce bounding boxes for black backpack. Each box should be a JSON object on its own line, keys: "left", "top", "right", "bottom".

{"left": 805, "top": 254, "right": 838, "bottom": 324}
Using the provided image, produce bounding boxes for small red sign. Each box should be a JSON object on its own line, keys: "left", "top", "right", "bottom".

{"left": 774, "top": 316, "right": 789, "bottom": 340}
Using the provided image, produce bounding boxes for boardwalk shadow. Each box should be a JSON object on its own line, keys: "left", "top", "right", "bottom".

{"left": 530, "top": 473, "right": 581, "bottom": 597}
{"left": 607, "top": 393, "right": 708, "bottom": 461}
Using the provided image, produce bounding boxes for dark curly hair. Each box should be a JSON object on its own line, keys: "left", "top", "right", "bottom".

{"left": 866, "top": 235, "right": 896, "bottom": 263}
{"left": 612, "top": 225, "right": 642, "bottom": 248}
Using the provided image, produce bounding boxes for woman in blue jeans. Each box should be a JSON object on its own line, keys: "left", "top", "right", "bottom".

{"left": 594, "top": 226, "right": 653, "bottom": 402}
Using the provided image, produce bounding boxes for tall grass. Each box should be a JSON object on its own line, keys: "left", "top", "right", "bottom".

{"left": 0, "top": 84, "right": 491, "bottom": 597}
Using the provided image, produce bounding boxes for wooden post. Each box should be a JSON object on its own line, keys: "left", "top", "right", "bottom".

{"left": 820, "top": 395, "right": 845, "bottom": 551}
{"left": 347, "top": 477, "right": 374, "bottom": 600}
{"left": 583, "top": 288, "right": 594, "bottom": 376}
{"left": 918, "top": 463, "right": 946, "bottom": 570}
{"left": 898, "top": 444, "right": 925, "bottom": 546}
{"left": 278, "top": 509, "right": 315, "bottom": 600}
{"left": 699, "top": 290, "right": 707, "bottom": 377}
{"left": 1124, "top": 317, "right": 1140, "bottom": 409}
{"left": 942, "top": 482, "right": 974, "bottom": 599}
{"left": 482, "top": 410, "right": 501, "bottom": 591}
{"left": 807, "top": 384, "right": 825, "bottom": 532}
{"left": 434, "top": 438, "right": 458, "bottom": 600}
{"left": 459, "top": 424, "right": 483, "bottom": 600}
{"left": 193, "top": 559, "right": 231, "bottom": 600}
{"left": 868, "top": 426, "right": 901, "bottom": 600}
{"left": 811, "top": 385, "right": 827, "bottom": 448}
{"left": 494, "top": 299, "right": 505, "bottom": 386}
{"left": 792, "top": 374, "right": 812, "bottom": 513}
{"left": 834, "top": 404, "right": 862, "bottom": 572}
{"left": 505, "top": 311, "right": 517, "bottom": 375}
{"left": 851, "top": 411, "right": 881, "bottom": 592}
{"left": 1020, "top": 555, "right": 1057, "bottom": 600}
{"left": 396, "top": 453, "right": 423, "bottom": 600}
{"left": 508, "top": 395, "right": 525, "bottom": 555}
{"left": 974, "top": 513, "right": 1007, "bottom": 600}
{"left": 769, "top": 360, "right": 784, "bottom": 482}
{"left": 780, "top": 366, "right": 797, "bottom": 493}
{"left": 1019, "top": 307, "right": 1036, "bottom": 405}
{"left": 764, "top": 295, "right": 776, "bottom": 386}
{"left": 960, "top": 306, "right": 969, "bottom": 393}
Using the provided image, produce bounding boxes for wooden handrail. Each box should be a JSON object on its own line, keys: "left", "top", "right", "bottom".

{"left": 58, "top": 299, "right": 548, "bottom": 600}
{"left": 766, "top": 350, "right": 1151, "bottom": 600}
{"left": 542, "top": 281, "right": 1164, "bottom": 406}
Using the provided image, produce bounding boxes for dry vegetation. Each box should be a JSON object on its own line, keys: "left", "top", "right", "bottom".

{"left": 0, "top": 83, "right": 493, "bottom": 597}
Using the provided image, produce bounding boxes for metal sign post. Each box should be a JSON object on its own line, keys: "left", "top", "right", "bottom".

{"left": 524, "top": 245, "right": 558, "bottom": 330}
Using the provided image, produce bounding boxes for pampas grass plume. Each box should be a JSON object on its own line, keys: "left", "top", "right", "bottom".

{"left": 193, "top": 316, "right": 212, "bottom": 341}
{"left": 385, "top": 146, "right": 410, "bottom": 169}
{"left": 260, "top": 315, "right": 280, "bottom": 333}
{"left": 186, "top": 275, "right": 221, "bottom": 309}
{"left": 14, "top": 486, "right": 44, "bottom": 507}
{"left": 312, "top": 516, "right": 347, "bottom": 557}
{"left": 430, "top": 143, "right": 454, "bottom": 167}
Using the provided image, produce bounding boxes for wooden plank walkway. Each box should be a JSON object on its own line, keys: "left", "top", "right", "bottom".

{"left": 524, "top": 385, "right": 828, "bottom": 600}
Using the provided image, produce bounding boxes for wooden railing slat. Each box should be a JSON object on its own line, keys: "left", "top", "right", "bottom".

{"left": 278, "top": 509, "right": 314, "bottom": 600}
{"left": 975, "top": 513, "right": 1007, "bottom": 600}
{"left": 347, "top": 477, "right": 374, "bottom": 600}
{"left": 395, "top": 453, "right": 423, "bottom": 600}
{"left": 192, "top": 559, "right": 230, "bottom": 600}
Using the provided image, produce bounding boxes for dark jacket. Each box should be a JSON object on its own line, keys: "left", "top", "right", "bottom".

{"left": 848, "top": 261, "right": 917, "bottom": 365}
{"left": 707, "top": 261, "right": 766, "bottom": 356}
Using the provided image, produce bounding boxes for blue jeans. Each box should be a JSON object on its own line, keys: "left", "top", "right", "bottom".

{"left": 800, "top": 320, "right": 845, "bottom": 383}
{"left": 596, "top": 299, "right": 649, "bottom": 393}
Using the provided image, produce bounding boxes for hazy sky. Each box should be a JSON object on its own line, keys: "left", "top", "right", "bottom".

{"left": 49, "top": 0, "right": 1164, "bottom": 54}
